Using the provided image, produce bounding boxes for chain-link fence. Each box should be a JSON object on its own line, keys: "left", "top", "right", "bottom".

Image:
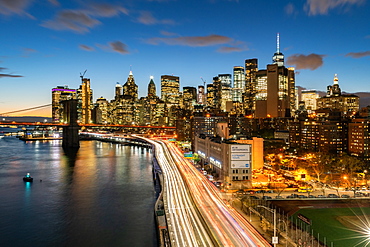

{"left": 240, "top": 198, "right": 333, "bottom": 247}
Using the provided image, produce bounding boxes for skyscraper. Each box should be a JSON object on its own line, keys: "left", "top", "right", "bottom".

{"left": 206, "top": 83, "right": 216, "bottom": 109}
{"left": 301, "top": 90, "right": 319, "bottom": 113}
{"left": 233, "top": 66, "right": 245, "bottom": 103}
{"left": 254, "top": 64, "right": 295, "bottom": 118}
{"left": 317, "top": 74, "right": 359, "bottom": 116}
{"left": 122, "top": 70, "right": 138, "bottom": 101}
{"left": 115, "top": 82, "right": 122, "bottom": 99}
{"left": 272, "top": 33, "right": 284, "bottom": 67}
{"left": 219, "top": 74, "right": 232, "bottom": 112}
{"left": 183, "top": 86, "right": 197, "bottom": 111}
{"left": 245, "top": 35, "right": 295, "bottom": 118}
{"left": 161, "top": 75, "right": 180, "bottom": 106}
{"left": 244, "top": 58, "right": 258, "bottom": 115}
{"left": 197, "top": 85, "right": 205, "bottom": 105}
{"left": 51, "top": 86, "right": 76, "bottom": 123}
{"left": 77, "top": 78, "right": 93, "bottom": 124}
{"left": 148, "top": 76, "right": 156, "bottom": 99}
{"left": 93, "top": 96, "right": 108, "bottom": 124}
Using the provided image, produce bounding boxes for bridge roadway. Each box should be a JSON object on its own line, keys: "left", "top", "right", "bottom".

{"left": 0, "top": 121, "right": 175, "bottom": 129}
{"left": 142, "top": 137, "right": 271, "bottom": 247}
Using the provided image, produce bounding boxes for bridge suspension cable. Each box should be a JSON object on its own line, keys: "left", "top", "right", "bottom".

{"left": 0, "top": 104, "right": 52, "bottom": 115}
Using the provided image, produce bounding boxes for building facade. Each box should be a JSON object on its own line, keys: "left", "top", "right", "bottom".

{"left": 194, "top": 135, "right": 263, "bottom": 190}
{"left": 317, "top": 75, "right": 360, "bottom": 116}
{"left": 161, "top": 75, "right": 180, "bottom": 106}
{"left": 77, "top": 78, "right": 93, "bottom": 124}
{"left": 51, "top": 86, "right": 76, "bottom": 123}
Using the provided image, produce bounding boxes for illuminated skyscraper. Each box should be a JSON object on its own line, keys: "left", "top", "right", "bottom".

{"left": 254, "top": 64, "right": 295, "bottom": 118}
{"left": 183, "top": 86, "right": 197, "bottom": 111}
{"left": 219, "top": 74, "right": 232, "bottom": 112}
{"left": 206, "top": 83, "right": 215, "bottom": 108}
{"left": 233, "top": 66, "right": 245, "bottom": 102}
{"left": 161, "top": 75, "right": 180, "bottom": 106}
{"left": 244, "top": 35, "right": 295, "bottom": 118}
{"left": 148, "top": 76, "right": 156, "bottom": 98}
{"left": 197, "top": 85, "right": 205, "bottom": 105}
{"left": 272, "top": 33, "right": 284, "bottom": 67}
{"left": 301, "top": 90, "right": 319, "bottom": 113}
{"left": 93, "top": 96, "right": 108, "bottom": 124}
{"left": 212, "top": 76, "right": 222, "bottom": 110}
{"left": 317, "top": 74, "right": 359, "bottom": 116}
{"left": 244, "top": 58, "right": 258, "bottom": 114}
{"left": 115, "top": 82, "right": 122, "bottom": 99}
{"left": 122, "top": 70, "right": 138, "bottom": 101}
{"left": 51, "top": 86, "right": 76, "bottom": 123}
{"left": 77, "top": 78, "right": 93, "bottom": 124}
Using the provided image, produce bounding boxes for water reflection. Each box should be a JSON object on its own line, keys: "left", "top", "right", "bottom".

{"left": 0, "top": 138, "right": 157, "bottom": 247}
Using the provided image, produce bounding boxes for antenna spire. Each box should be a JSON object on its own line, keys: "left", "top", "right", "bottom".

{"left": 277, "top": 33, "right": 280, "bottom": 53}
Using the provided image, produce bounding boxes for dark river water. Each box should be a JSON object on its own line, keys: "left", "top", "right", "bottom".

{"left": 0, "top": 135, "right": 157, "bottom": 247}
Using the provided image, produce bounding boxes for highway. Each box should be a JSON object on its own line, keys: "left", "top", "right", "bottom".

{"left": 145, "top": 137, "right": 271, "bottom": 247}
{"left": 148, "top": 138, "right": 215, "bottom": 246}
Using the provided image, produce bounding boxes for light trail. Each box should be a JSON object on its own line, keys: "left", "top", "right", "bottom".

{"left": 163, "top": 140, "right": 271, "bottom": 247}
{"left": 139, "top": 136, "right": 271, "bottom": 247}
{"left": 146, "top": 138, "right": 215, "bottom": 246}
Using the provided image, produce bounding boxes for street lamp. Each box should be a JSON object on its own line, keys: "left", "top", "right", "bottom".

{"left": 258, "top": 205, "right": 278, "bottom": 247}
{"left": 364, "top": 170, "right": 368, "bottom": 187}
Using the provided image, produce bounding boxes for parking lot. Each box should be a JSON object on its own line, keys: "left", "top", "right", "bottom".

{"left": 231, "top": 187, "right": 370, "bottom": 200}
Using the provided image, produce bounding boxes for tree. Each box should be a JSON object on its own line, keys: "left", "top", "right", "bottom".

{"left": 340, "top": 154, "right": 365, "bottom": 182}
{"left": 309, "top": 152, "right": 336, "bottom": 182}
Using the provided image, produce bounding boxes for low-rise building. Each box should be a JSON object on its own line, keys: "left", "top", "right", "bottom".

{"left": 194, "top": 135, "right": 263, "bottom": 190}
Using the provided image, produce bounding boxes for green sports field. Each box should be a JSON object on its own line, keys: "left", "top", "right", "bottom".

{"left": 292, "top": 207, "right": 370, "bottom": 247}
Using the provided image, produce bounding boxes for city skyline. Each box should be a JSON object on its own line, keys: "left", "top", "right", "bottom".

{"left": 1, "top": 0, "right": 370, "bottom": 117}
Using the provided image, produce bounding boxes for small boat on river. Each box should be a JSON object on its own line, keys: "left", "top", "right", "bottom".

{"left": 23, "top": 173, "right": 33, "bottom": 182}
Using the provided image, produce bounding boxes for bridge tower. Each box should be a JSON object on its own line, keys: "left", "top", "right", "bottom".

{"left": 61, "top": 99, "right": 80, "bottom": 149}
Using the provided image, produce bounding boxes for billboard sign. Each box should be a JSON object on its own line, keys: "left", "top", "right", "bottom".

{"left": 231, "top": 153, "right": 250, "bottom": 161}
{"left": 231, "top": 145, "right": 251, "bottom": 153}
{"left": 230, "top": 161, "right": 250, "bottom": 168}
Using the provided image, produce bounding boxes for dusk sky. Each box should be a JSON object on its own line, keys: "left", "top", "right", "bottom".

{"left": 1, "top": 0, "right": 370, "bottom": 117}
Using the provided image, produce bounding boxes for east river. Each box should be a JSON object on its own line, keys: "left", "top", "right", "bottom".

{"left": 0, "top": 133, "right": 158, "bottom": 247}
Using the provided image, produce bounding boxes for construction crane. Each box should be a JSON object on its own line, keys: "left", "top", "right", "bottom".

{"left": 80, "top": 70, "right": 87, "bottom": 80}
{"left": 200, "top": 77, "right": 206, "bottom": 88}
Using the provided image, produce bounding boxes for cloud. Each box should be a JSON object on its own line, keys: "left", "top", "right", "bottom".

{"left": 41, "top": 3, "right": 128, "bottom": 33}
{"left": 285, "top": 3, "right": 297, "bottom": 15}
{"left": 0, "top": 0, "right": 34, "bottom": 17}
{"left": 305, "top": 0, "right": 364, "bottom": 15}
{"left": 147, "top": 34, "right": 233, "bottom": 47}
{"left": 23, "top": 48, "right": 37, "bottom": 54}
{"left": 345, "top": 51, "right": 370, "bottom": 58}
{"left": 137, "top": 11, "right": 174, "bottom": 25}
{"left": 109, "top": 41, "right": 129, "bottom": 54}
{"left": 0, "top": 73, "right": 23, "bottom": 78}
{"left": 48, "top": 0, "right": 60, "bottom": 7}
{"left": 41, "top": 10, "right": 101, "bottom": 33}
{"left": 21, "top": 47, "right": 37, "bottom": 57}
{"left": 217, "top": 46, "right": 243, "bottom": 53}
{"left": 286, "top": 53, "right": 325, "bottom": 70}
{"left": 87, "top": 3, "right": 128, "bottom": 17}
{"left": 0, "top": 67, "right": 23, "bottom": 78}
{"left": 79, "top": 44, "right": 95, "bottom": 51}
{"left": 160, "top": 30, "right": 177, "bottom": 36}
